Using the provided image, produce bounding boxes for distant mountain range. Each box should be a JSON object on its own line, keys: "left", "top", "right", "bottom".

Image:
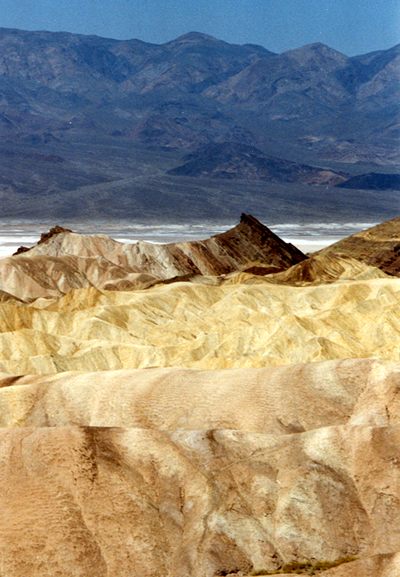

{"left": 0, "top": 28, "right": 399, "bottom": 220}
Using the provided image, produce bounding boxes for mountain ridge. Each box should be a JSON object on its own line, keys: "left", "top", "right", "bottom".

{"left": 0, "top": 27, "right": 398, "bottom": 219}
{"left": 168, "top": 141, "right": 347, "bottom": 184}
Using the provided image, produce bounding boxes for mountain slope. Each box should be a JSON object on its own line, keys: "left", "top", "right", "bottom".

{"left": 169, "top": 142, "right": 347, "bottom": 184}
{"left": 0, "top": 357, "right": 399, "bottom": 575}
{"left": 319, "top": 216, "right": 400, "bottom": 276}
{"left": 0, "top": 212, "right": 400, "bottom": 575}
{"left": 1, "top": 275, "right": 399, "bottom": 373}
{"left": 337, "top": 172, "right": 400, "bottom": 190}
{"left": 204, "top": 43, "right": 351, "bottom": 112}
{"left": 0, "top": 421, "right": 399, "bottom": 576}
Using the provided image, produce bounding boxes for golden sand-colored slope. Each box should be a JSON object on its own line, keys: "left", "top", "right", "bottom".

{"left": 264, "top": 252, "right": 389, "bottom": 285}
{"left": 0, "top": 359, "right": 399, "bottom": 577}
{"left": 1, "top": 358, "right": 397, "bottom": 430}
{"left": 319, "top": 215, "right": 400, "bottom": 276}
{"left": 0, "top": 276, "right": 399, "bottom": 374}
{"left": 0, "top": 423, "right": 399, "bottom": 577}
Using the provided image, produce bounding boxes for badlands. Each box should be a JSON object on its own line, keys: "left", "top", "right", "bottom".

{"left": 0, "top": 215, "right": 399, "bottom": 577}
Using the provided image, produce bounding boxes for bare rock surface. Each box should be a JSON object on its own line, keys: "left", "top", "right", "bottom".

{"left": 0, "top": 215, "right": 308, "bottom": 302}
{"left": 0, "top": 359, "right": 398, "bottom": 430}
{"left": 0, "top": 248, "right": 387, "bottom": 303}
{"left": 319, "top": 216, "right": 400, "bottom": 276}
{"left": 0, "top": 253, "right": 161, "bottom": 301}
{"left": 3, "top": 216, "right": 400, "bottom": 302}
{"left": 264, "top": 252, "right": 389, "bottom": 285}
{"left": 0, "top": 424, "right": 399, "bottom": 577}
{"left": 243, "top": 553, "right": 400, "bottom": 576}
{"left": 0, "top": 276, "right": 399, "bottom": 374}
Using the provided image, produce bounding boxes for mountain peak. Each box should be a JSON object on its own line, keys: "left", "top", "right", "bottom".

{"left": 304, "top": 42, "right": 333, "bottom": 50}
{"left": 167, "top": 32, "right": 219, "bottom": 45}
{"left": 285, "top": 42, "right": 348, "bottom": 65}
{"left": 299, "top": 42, "right": 344, "bottom": 53}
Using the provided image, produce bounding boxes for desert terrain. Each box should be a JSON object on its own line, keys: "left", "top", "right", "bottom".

{"left": 0, "top": 215, "right": 399, "bottom": 576}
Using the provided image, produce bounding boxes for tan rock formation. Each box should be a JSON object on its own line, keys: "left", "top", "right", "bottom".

{"left": 0, "top": 215, "right": 308, "bottom": 302}
{"left": 25, "top": 214, "right": 306, "bottom": 275}
{"left": 319, "top": 215, "right": 400, "bottom": 276}
{"left": 13, "top": 225, "right": 74, "bottom": 255}
{"left": 0, "top": 253, "right": 161, "bottom": 301}
{"left": 0, "top": 424, "right": 399, "bottom": 577}
{"left": 4, "top": 217, "right": 400, "bottom": 302}
{"left": 0, "top": 249, "right": 387, "bottom": 304}
{"left": 0, "top": 358, "right": 397, "bottom": 429}
{"left": 0, "top": 277, "right": 399, "bottom": 374}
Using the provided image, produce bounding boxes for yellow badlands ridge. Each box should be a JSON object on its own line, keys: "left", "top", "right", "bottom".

{"left": 0, "top": 217, "right": 399, "bottom": 576}
{"left": 0, "top": 276, "right": 399, "bottom": 374}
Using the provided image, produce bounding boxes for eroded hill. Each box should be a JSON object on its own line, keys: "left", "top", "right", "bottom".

{"left": 0, "top": 217, "right": 399, "bottom": 577}
{"left": 319, "top": 216, "right": 400, "bottom": 276}
{"left": 3, "top": 215, "right": 306, "bottom": 301}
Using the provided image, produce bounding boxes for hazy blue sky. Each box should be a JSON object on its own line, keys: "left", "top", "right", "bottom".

{"left": 0, "top": 0, "right": 399, "bottom": 55}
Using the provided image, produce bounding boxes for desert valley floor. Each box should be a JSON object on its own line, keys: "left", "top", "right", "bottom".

{"left": 0, "top": 214, "right": 399, "bottom": 577}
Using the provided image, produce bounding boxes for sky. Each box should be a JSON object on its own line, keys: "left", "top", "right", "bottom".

{"left": 0, "top": 0, "right": 399, "bottom": 55}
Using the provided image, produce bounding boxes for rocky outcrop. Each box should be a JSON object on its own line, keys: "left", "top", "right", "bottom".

{"left": 13, "top": 225, "right": 74, "bottom": 256}
{"left": 1, "top": 216, "right": 306, "bottom": 301}
{"left": 25, "top": 214, "right": 306, "bottom": 274}
{"left": 12, "top": 245, "right": 31, "bottom": 255}
{"left": 319, "top": 216, "right": 400, "bottom": 276}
